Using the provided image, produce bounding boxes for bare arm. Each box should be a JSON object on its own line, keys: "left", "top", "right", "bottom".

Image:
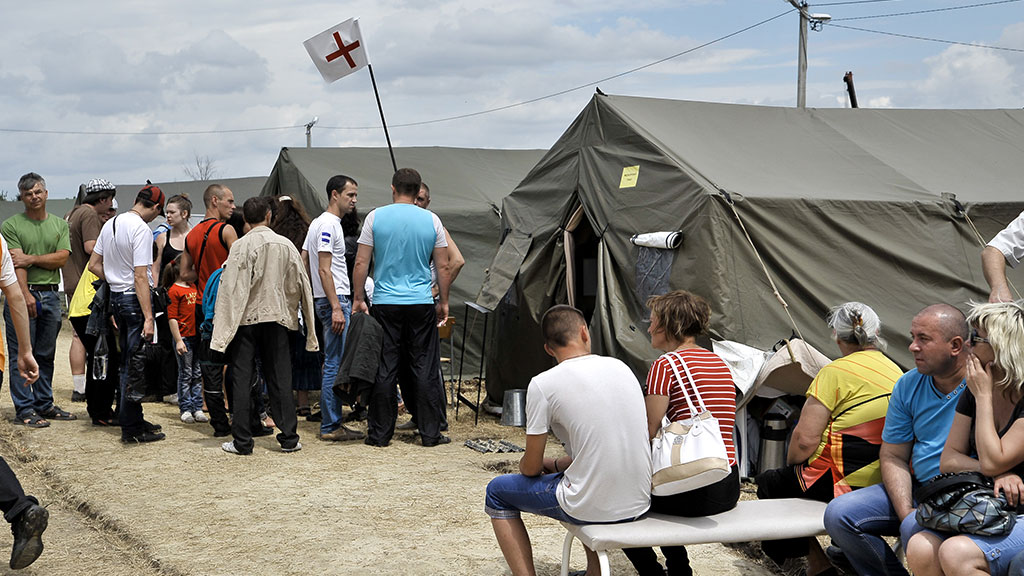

{"left": 880, "top": 441, "right": 916, "bottom": 520}
{"left": 83, "top": 239, "right": 96, "bottom": 256}
{"left": 179, "top": 247, "right": 197, "bottom": 283}
{"left": 983, "top": 245, "right": 1014, "bottom": 303}
{"left": 169, "top": 318, "right": 186, "bottom": 356}
{"left": 0, "top": 284, "right": 38, "bottom": 384}
{"left": 300, "top": 249, "right": 311, "bottom": 279}
{"left": 966, "top": 355, "right": 1024, "bottom": 475}
{"left": 788, "top": 396, "right": 831, "bottom": 465}
{"left": 444, "top": 229, "right": 465, "bottom": 284}
{"left": 432, "top": 244, "right": 450, "bottom": 326}
{"left": 940, "top": 412, "right": 981, "bottom": 473}
{"left": 645, "top": 394, "right": 669, "bottom": 440}
{"left": 13, "top": 268, "right": 35, "bottom": 319}
{"left": 134, "top": 265, "right": 154, "bottom": 341}
{"left": 9, "top": 249, "right": 69, "bottom": 270}
{"left": 88, "top": 250, "right": 105, "bottom": 281}
{"left": 352, "top": 243, "right": 372, "bottom": 315}
{"left": 318, "top": 251, "right": 344, "bottom": 334}
{"left": 520, "top": 434, "right": 549, "bottom": 476}
{"left": 152, "top": 233, "right": 166, "bottom": 283}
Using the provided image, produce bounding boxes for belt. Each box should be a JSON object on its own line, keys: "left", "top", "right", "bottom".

{"left": 28, "top": 284, "right": 59, "bottom": 292}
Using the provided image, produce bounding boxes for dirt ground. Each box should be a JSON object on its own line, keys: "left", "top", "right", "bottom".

{"left": 0, "top": 321, "right": 790, "bottom": 575}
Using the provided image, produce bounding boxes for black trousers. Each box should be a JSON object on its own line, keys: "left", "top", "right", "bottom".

{"left": 70, "top": 316, "right": 119, "bottom": 423}
{"left": 623, "top": 466, "right": 741, "bottom": 576}
{"left": 367, "top": 304, "right": 443, "bottom": 446}
{"left": 226, "top": 323, "right": 298, "bottom": 453}
{"left": 754, "top": 465, "right": 835, "bottom": 564}
{"left": 398, "top": 324, "right": 448, "bottom": 428}
{"left": 0, "top": 457, "right": 35, "bottom": 524}
{"left": 195, "top": 303, "right": 230, "bottom": 436}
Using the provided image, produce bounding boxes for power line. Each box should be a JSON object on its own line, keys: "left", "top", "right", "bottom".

{"left": 813, "top": 0, "right": 903, "bottom": 6}
{"left": 831, "top": 0, "right": 1022, "bottom": 21}
{"left": 318, "top": 9, "right": 794, "bottom": 130}
{"left": 0, "top": 125, "right": 299, "bottom": 136}
{"left": 827, "top": 22, "right": 1024, "bottom": 52}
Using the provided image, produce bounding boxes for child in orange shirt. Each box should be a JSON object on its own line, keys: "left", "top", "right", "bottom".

{"left": 163, "top": 257, "right": 207, "bottom": 424}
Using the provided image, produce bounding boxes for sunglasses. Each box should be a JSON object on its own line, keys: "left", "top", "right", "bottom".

{"left": 970, "top": 329, "right": 990, "bottom": 346}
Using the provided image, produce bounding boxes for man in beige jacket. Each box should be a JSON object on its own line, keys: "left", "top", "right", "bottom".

{"left": 211, "top": 197, "right": 317, "bottom": 455}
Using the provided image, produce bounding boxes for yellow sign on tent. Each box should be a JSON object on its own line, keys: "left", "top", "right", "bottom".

{"left": 619, "top": 165, "right": 639, "bottom": 189}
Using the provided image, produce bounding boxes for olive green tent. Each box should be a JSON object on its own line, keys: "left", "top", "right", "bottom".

{"left": 478, "top": 93, "right": 1024, "bottom": 403}
{"left": 260, "top": 146, "right": 546, "bottom": 375}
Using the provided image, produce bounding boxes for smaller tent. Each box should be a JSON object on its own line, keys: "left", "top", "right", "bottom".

{"left": 478, "top": 94, "right": 1024, "bottom": 404}
{"left": 261, "top": 146, "right": 546, "bottom": 373}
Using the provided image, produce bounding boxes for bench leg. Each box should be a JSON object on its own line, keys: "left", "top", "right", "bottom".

{"left": 561, "top": 531, "right": 575, "bottom": 576}
{"left": 598, "top": 551, "right": 610, "bottom": 576}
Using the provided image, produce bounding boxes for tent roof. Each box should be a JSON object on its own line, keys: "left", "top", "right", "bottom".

{"left": 261, "top": 147, "right": 545, "bottom": 214}
{"left": 602, "top": 95, "right": 1024, "bottom": 203}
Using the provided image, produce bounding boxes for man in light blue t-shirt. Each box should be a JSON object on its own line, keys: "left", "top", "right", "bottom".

{"left": 352, "top": 168, "right": 451, "bottom": 448}
{"left": 823, "top": 304, "right": 969, "bottom": 576}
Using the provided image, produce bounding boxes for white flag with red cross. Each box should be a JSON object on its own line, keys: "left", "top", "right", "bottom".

{"left": 304, "top": 18, "right": 370, "bottom": 83}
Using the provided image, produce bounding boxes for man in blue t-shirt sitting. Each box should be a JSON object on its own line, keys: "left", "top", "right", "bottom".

{"left": 823, "top": 304, "right": 969, "bottom": 575}
{"left": 352, "top": 168, "right": 451, "bottom": 447}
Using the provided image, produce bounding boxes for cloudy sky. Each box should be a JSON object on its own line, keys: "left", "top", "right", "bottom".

{"left": 1, "top": 0, "right": 1022, "bottom": 198}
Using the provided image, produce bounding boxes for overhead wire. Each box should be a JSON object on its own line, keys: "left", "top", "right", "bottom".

{"left": 830, "top": 0, "right": 1023, "bottom": 21}
{"left": 826, "top": 22, "right": 1024, "bottom": 52}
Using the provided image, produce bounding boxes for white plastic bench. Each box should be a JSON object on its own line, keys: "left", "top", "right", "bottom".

{"left": 560, "top": 498, "right": 828, "bottom": 576}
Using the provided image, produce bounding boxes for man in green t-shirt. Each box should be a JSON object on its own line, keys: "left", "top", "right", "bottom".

{"left": 1, "top": 173, "right": 72, "bottom": 428}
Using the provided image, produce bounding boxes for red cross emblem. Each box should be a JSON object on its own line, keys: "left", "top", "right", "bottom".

{"left": 326, "top": 32, "right": 361, "bottom": 68}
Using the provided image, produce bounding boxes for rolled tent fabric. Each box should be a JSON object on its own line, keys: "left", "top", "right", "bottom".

{"left": 630, "top": 231, "right": 683, "bottom": 249}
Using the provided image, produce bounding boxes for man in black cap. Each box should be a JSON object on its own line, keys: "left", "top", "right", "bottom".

{"left": 88, "top": 183, "right": 167, "bottom": 443}
{"left": 63, "top": 178, "right": 115, "bottom": 403}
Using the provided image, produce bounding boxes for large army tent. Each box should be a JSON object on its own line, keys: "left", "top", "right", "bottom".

{"left": 478, "top": 93, "right": 1024, "bottom": 403}
{"left": 261, "top": 146, "right": 545, "bottom": 373}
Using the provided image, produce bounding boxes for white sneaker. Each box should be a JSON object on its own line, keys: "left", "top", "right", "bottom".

{"left": 221, "top": 441, "right": 248, "bottom": 455}
{"left": 163, "top": 394, "right": 179, "bottom": 405}
{"left": 180, "top": 412, "right": 195, "bottom": 423}
{"left": 193, "top": 410, "right": 209, "bottom": 423}
{"left": 281, "top": 442, "right": 302, "bottom": 453}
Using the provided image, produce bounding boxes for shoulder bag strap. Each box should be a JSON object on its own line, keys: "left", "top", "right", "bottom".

{"left": 194, "top": 220, "right": 221, "bottom": 274}
{"left": 665, "top": 351, "right": 710, "bottom": 416}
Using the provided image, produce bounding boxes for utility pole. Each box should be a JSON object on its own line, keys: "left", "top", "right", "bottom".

{"left": 784, "top": 1, "right": 830, "bottom": 108}
{"left": 305, "top": 116, "right": 318, "bottom": 148}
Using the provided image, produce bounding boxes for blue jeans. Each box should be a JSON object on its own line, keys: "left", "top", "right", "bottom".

{"left": 314, "top": 295, "right": 350, "bottom": 434}
{"left": 110, "top": 291, "right": 146, "bottom": 437}
{"left": 4, "top": 290, "right": 61, "bottom": 418}
{"left": 824, "top": 482, "right": 919, "bottom": 576}
{"left": 485, "top": 473, "right": 584, "bottom": 524}
{"left": 176, "top": 336, "right": 202, "bottom": 413}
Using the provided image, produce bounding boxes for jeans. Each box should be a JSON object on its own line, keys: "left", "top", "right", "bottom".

{"left": 823, "top": 482, "right": 915, "bottom": 576}
{"left": 314, "top": 295, "right": 350, "bottom": 435}
{"left": 484, "top": 473, "right": 583, "bottom": 524}
{"left": 4, "top": 290, "right": 61, "bottom": 418}
{"left": 110, "top": 291, "right": 146, "bottom": 437}
{"left": 175, "top": 336, "right": 202, "bottom": 413}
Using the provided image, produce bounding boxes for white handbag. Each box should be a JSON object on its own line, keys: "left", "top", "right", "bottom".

{"left": 651, "top": 351, "right": 731, "bottom": 496}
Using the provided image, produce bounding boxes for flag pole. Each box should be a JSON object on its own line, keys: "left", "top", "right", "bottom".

{"left": 366, "top": 64, "right": 397, "bottom": 172}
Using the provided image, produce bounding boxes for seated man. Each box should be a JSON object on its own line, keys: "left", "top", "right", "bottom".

{"left": 485, "top": 305, "right": 651, "bottom": 576}
{"left": 823, "top": 304, "right": 969, "bottom": 576}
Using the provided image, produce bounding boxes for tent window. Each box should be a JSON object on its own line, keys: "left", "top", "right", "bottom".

{"left": 636, "top": 247, "right": 673, "bottom": 315}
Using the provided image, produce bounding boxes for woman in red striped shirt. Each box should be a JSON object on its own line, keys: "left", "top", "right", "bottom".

{"left": 624, "top": 290, "right": 739, "bottom": 576}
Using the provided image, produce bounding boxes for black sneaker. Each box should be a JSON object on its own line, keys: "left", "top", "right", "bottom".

{"left": 10, "top": 504, "right": 47, "bottom": 569}
{"left": 121, "top": 431, "right": 166, "bottom": 444}
{"left": 252, "top": 426, "right": 274, "bottom": 437}
{"left": 142, "top": 420, "right": 162, "bottom": 433}
{"left": 71, "top": 391, "right": 86, "bottom": 403}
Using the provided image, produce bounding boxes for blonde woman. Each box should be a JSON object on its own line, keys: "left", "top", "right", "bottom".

{"left": 906, "top": 301, "right": 1024, "bottom": 576}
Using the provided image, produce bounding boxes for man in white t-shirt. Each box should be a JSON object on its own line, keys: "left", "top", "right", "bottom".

{"left": 301, "top": 175, "right": 364, "bottom": 442}
{"left": 88, "top": 184, "right": 166, "bottom": 444}
{"left": 983, "top": 211, "right": 1024, "bottom": 302}
{"left": 485, "top": 305, "right": 652, "bottom": 576}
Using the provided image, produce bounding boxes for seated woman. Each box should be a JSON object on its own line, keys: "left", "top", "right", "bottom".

{"left": 623, "top": 290, "right": 738, "bottom": 576}
{"left": 906, "top": 301, "right": 1024, "bottom": 576}
{"left": 755, "top": 302, "right": 901, "bottom": 576}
